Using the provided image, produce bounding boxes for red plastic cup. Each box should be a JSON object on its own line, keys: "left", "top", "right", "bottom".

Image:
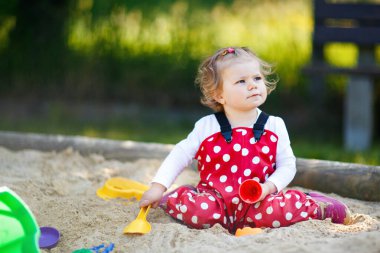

{"left": 239, "top": 179, "right": 262, "bottom": 204}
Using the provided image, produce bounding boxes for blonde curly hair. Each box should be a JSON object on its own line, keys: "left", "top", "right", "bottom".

{"left": 195, "top": 47, "right": 278, "bottom": 112}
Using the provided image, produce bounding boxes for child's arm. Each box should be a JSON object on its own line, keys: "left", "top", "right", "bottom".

{"left": 266, "top": 116, "right": 296, "bottom": 192}
{"left": 139, "top": 141, "right": 203, "bottom": 208}
{"left": 139, "top": 116, "right": 210, "bottom": 208}
{"left": 138, "top": 143, "right": 192, "bottom": 209}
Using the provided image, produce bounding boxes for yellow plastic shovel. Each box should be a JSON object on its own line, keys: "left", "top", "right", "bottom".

{"left": 123, "top": 205, "right": 151, "bottom": 234}
{"left": 97, "top": 177, "right": 152, "bottom": 234}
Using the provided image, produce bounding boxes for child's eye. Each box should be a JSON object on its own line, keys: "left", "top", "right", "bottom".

{"left": 254, "top": 76, "right": 262, "bottom": 81}
{"left": 236, "top": 80, "right": 245, "bottom": 84}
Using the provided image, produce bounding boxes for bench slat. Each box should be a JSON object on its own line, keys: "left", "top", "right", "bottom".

{"left": 314, "top": 27, "right": 380, "bottom": 45}
{"left": 303, "top": 64, "right": 380, "bottom": 77}
{"left": 315, "top": 0, "right": 380, "bottom": 20}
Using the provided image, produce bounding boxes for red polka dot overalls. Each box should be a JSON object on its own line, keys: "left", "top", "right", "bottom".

{"left": 164, "top": 112, "right": 319, "bottom": 233}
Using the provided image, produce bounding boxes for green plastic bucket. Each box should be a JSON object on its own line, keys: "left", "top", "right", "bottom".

{"left": 0, "top": 186, "right": 40, "bottom": 253}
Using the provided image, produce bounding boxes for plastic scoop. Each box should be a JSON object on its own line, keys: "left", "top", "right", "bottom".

{"left": 239, "top": 179, "right": 262, "bottom": 204}
{"left": 123, "top": 205, "right": 151, "bottom": 234}
{"left": 38, "top": 226, "right": 60, "bottom": 249}
{"left": 235, "top": 227, "right": 263, "bottom": 237}
{"left": 97, "top": 177, "right": 149, "bottom": 201}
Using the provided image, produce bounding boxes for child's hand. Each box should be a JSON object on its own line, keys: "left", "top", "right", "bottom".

{"left": 139, "top": 183, "right": 167, "bottom": 208}
{"left": 258, "top": 181, "right": 277, "bottom": 202}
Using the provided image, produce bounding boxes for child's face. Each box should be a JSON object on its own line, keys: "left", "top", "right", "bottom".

{"left": 216, "top": 58, "right": 267, "bottom": 113}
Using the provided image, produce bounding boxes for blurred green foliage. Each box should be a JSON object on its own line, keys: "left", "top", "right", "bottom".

{"left": 2, "top": 0, "right": 373, "bottom": 103}
{"left": 0, "top": 0, "right": 379, "bottom": 164}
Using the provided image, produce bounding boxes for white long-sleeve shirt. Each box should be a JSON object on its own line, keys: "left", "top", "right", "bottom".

{"left": 152, "top": 109, "right": 296, "bottom": 192}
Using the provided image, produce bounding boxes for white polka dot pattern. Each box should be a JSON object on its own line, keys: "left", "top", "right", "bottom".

{"left": 180, "top": 205, "right": 187, "bottom": 213}
{"left": 164, "top": 128, "right": 316, "bottom": 231}
{"left": 233, "top": 144, "right": 241, "bottom": 152}
{"left": 223, "top": 154, "right": 230, "bottom": 162}
{"left": 225, "top": 186, "right": 233, "bottom": 192}
{"left": 213, "top": 213, "right": 221, "bottom": 219}
{"left": 252, "top": 156, "right": 260, "bottom": 164}
{"left": 232, "top": 197, "right": 239, "bottom": 204}
{"left": 201, "top": 202, "right": 209, "bottom": 210}
{"left": 214, "top": 146, "right": 221, "bottom": 153}
{"left": 272, "top": 220, "right": 281, "bottom": 228}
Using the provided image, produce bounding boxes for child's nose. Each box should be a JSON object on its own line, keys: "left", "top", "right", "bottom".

{"left": 247, "top": 82, "right": 256, "bottom": 90}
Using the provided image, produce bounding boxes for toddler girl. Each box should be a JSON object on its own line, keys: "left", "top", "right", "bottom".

{"left": 139, "top": 47, "right": 351, "bottom": 233}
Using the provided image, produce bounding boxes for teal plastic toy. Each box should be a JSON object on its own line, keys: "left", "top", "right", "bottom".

{"left": 0, "top": 186, "right": 40, "bottom": 253}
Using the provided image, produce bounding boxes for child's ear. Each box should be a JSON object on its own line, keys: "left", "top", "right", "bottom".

{"left": 214, "top": 93, "right": 225, "bottom": 105}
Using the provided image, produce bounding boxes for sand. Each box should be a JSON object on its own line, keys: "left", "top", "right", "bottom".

{"left": 1, "top": 146, "right": 379, "bottom": 253}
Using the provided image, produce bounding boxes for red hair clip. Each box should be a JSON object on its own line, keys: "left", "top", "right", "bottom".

{"left": 221, "top": 47, "right": 236, "bottom": 56}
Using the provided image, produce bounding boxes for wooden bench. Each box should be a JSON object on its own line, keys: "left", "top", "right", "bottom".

{"left": 303, "top": 0, "right": 380, "bottom": 151}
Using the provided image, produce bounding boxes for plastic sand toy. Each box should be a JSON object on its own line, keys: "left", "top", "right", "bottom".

{"left": 97, "top": 178, "right": 153, "bottom": 235}
{"left": 123, "top": 205, "right": 151, "bottom": 234}
{"left": 239, "top": 179, "right": 263, "bottom": 204}
{"left": 72, "top": 243, "right": 115, "bottom": 253}
{"left": 38, "top": 226, "right": 60, "bottom": 249}
{"left": 71, "top": 249, "right": 93, "bottom": 253}
{"left": 96, "top": 177, "right": 148, "bottom": 201}
{"left": 0, "top": 186, "right": 40, "bottom": 253}
{"left": 235, "top": 227, "right": 263, "bottom": 237}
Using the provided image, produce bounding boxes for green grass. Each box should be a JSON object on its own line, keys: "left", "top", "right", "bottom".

{"left": 1, "top": 105, "right": 379, "bottom": 166}
{"left": 0, "top": 104, "right": 199, "bottom": 144}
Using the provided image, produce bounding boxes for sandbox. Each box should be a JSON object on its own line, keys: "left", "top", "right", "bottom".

{"left": 0, "top": 132, "right": 379, "bottom": 253}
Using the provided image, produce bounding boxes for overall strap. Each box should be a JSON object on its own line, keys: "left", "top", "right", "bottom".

{"left": 214, "top": 112, "right": 232, "bottom": 143}
{"left": 253, "top": 112, "right": 269, "bottom": 142}
{"left": 214, "top": 111, "right": 270, "bottom": 143}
